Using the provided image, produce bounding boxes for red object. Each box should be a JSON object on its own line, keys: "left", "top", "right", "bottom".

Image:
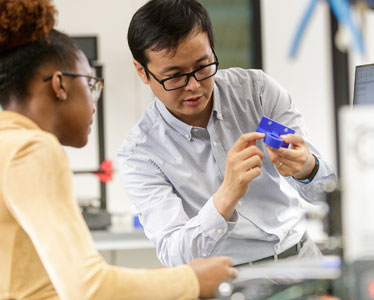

{"left": 94, "top": 160, "right": 113, "bottom": 183}
{"left": 369, "top": 280, "right": 374, "bottom": 298}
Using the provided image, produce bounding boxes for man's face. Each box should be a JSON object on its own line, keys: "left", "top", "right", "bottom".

{"left": 135, "top": 31, "right": 216, "bottom": 127}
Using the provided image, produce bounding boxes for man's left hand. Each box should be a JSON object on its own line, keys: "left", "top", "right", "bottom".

{"left": 266, "top": 134, "right": 315, "bottom": 179}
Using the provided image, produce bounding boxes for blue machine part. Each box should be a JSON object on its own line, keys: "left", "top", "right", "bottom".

{"left": 256, "top": 116, "right": 295, "bottom": 149}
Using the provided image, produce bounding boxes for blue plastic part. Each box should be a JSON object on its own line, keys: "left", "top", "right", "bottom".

{"left": 256, "top": 116, "right": 295, "bottom": 149}
{"left": 133, "top": 215, "right": 143, "bottom": 229}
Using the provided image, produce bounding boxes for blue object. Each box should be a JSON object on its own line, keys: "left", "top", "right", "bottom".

{"left": 289, "top": 0, "right": 365, "bottom": 59}
{"left": 289, "top": 0, "right": 319, "bottom": 59}
{"left": 133, "top": 215, "right": 143, "bottom": 229}
{"left": 256, "top": 116, "right": 295, "bottom": 149}
{"left": 328, "top": 0, "right": 365, "bottom": 54}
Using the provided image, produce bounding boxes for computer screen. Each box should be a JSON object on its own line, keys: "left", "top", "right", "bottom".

{"left": 353, "top": 64, "right": 374, "bottom": 105}
{"left": 71, "top": 36, "right": 98, "bottom": 62}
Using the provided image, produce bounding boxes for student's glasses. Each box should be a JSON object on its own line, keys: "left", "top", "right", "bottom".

{"left": 43, "top": 72, "right": 104, "bottom": 103}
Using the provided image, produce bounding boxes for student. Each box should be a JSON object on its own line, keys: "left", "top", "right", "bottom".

{"left": 0, "top": 1, "right": 237, "bottom": 299}
{"left": 118, "top": 0, "right": 337, "bottom": 267}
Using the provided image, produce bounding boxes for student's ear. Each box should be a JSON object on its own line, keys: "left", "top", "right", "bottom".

{"left": 50, "top": 71, "right": 67, "bottom": 101}
{"left": 133, "top": 60, "right": 150, "bottom": 85}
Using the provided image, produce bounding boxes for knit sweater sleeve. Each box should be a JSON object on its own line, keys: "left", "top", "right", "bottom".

{"left": 3, "top": 133, "right": 199, "bottom": 300}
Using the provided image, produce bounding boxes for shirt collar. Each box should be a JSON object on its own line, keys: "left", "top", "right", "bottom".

{"left": 155, "top": 98, "right": 193, "bottom": 140}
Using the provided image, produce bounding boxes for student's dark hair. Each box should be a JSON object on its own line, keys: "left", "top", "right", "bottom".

{"left": 0, "top": 0, "right": 80, "bottom": 107}
{"left": 128, "top": 0, "right": 214, "bottom": 68}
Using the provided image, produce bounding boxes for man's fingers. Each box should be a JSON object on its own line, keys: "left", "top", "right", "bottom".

{"left": 239, "top": 145, "right": 265, "bottom": 161}
{"left": 229, "top": 267, "right": 238, "bottom": 278}
{"left": 231, "top": 132, "right": 265, "bottom": 152}
{"left": 233, "top": 154, "right": 263, "bottom": 175}
{"left": 280, "top": 134, "right": 304, "bottom": 146}
{"left": 216, "top": 256, "right": 234, "bottom": 266}
{"left": 247, "top": 166, "right": 262, "bottom": 180}
{"left": 216, "top": 257, "right": 238, "bottom": 279}
{"left": 267, "top": 144, "right": 303, "bottom": 162}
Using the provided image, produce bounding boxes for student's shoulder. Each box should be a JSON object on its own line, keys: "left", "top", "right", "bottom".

{"left": 3, "top": 128, "right": 65, "bottom": 169}
{"left": 18, "top": 129, "right": 63, "bottom": 157}
{"left": 5, "top": 125, "right": 59, "bottom": 150}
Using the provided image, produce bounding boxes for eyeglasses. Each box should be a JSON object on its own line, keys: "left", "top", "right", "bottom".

{"left": 143, "top": 50, "right": 219, "bottom": 91}
{"left": 43, "top": 72, "right": 104, "bottom": 103}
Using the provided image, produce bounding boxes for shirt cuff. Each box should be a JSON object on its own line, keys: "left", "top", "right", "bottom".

{"left": 198, "top": 196, "right": 238, "bottom": 242}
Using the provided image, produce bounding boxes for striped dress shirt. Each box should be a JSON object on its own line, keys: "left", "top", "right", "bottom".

{"left": 118, "top": 68, "right": 336, "bottom": 266}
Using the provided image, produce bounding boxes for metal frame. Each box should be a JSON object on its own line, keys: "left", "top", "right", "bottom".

{"left": 71, "top": 36, "right": 108, "bottom": 210}
{"left": 251, "top": 0, "right": 263, "bottom": 69}
{"left": 329, "top": 10, "right": 351, "bottom": 176}
{"left": 94, "top": 64, "right": 107, "bottom": 210}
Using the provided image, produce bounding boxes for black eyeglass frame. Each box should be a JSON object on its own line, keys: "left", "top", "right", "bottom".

{"left": 142, "top": 49, "right": 219, "bottom": 91}
{"left": 43, "top": 71, "right": 104, "bottom": 102}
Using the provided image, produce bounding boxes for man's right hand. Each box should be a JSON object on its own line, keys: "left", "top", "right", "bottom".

{"left": 189, "top": 256, "right": 237, "bottom": 299}
{"left": 214, "top": 132, "right": 265, "bottom": 220}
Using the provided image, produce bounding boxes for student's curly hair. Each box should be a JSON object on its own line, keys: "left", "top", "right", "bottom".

{"left": 0, "top": 0, "right": 56, "bottom": 50}
{"left": 0, "top": 0, "right": 80, "bottom": 107}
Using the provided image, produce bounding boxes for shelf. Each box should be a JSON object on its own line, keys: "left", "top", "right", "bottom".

{"left": 92, "top": 229, "right": 155, "bottom": 251}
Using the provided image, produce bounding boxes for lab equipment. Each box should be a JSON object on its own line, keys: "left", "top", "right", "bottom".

{"left": 353, "top": 63, "right": 374, "bottom": 105}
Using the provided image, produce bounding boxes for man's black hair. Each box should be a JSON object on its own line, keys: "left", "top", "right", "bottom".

{"left": 127, "top": 0, "right": 215, "bottom": 68}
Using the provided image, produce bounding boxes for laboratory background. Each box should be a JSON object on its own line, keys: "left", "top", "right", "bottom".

{"left": 46, "top": 0, "right": 374, "bottom": 298}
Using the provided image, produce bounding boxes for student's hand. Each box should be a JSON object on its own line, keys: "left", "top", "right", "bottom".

{"left": 214, "top": 132, "right": 265, "bottom": 220}
{"left": 266, "top": 134, "right": 315, "bottom": 179}
{"left": 189, "top": 256, "right": 237, "bottom": 299}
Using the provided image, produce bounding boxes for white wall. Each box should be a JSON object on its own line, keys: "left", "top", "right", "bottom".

{"left": 54, "top": 0, "right": 153, "bottom": 216}
{"left": 262, "top": 0, "right": 336, "bottom": 168}
{"left": 262, "top": 1, "right": 374, "bottom": 169}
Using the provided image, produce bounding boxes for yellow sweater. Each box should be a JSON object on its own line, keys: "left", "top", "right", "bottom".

{"left": 0, "top": 111, "right": 199, "bottom": 300}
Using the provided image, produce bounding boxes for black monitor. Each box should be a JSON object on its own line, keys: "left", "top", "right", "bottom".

{"left": 71, "top": 36, "right": 98, "bottom": 62}
{"left": 353, "top": 63, "right": 374, "bottom": 105}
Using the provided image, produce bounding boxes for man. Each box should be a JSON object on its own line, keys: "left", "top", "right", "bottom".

{"left": 118, "top": 0, "right": 336, "bottom": 267}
